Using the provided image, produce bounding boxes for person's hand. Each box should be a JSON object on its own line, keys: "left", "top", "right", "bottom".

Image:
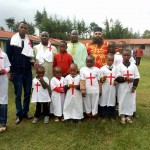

{"left": 60, "top": 87, "right": 65, "bottom": 93}
{"left": 81, "top": 90, "right": 86, "bottom": 97}
{"left": 0, "top": 69, "right": 6, "bottom": 75}
{"left": 131, "top": 87, "right": 136, "bottom": 93}
{"left": 8, "top": 72, "right": 13, "bottom": 81}
{"left": 113, "top": 81, "right": 118, "bottom": 86}
{"left": 101, "top": 76, "right": 107, "bottom": 83}
{"left": 126, "top": 77, "right": 134, "bottom": 83}
{"left": 34, "top": 60, "right": 39, "bottom": 69}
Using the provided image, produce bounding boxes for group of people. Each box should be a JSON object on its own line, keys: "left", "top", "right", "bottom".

{"left": 0, "top": 21, "right": 140, "bottom": 133}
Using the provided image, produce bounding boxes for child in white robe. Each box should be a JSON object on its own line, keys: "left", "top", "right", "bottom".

{"left": 99, "top": 53, "right": 118, "bottom": 122}
{"left": 50, "top": 66, "right": 65, "bottom": 122}
{"left": 80, "top": 55, "right": 100, "bottom": 118}
{"left": 115, "top": 49, "right": 140, "bottom": 124}
{"left": 63, "top": 64, "right": 83, "bottom": 122}
{"left": 0, "top": 48, "right": 11, "bottom": 132}
{"left": 31, "top": 66, "right": 51, "bottom": 124}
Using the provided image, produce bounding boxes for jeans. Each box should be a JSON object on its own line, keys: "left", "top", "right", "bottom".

{"left": 0, "top": 104, "right": 7, "bottom": 126}
{"left": 13, "top": 72, "right": 32, "bottom": 117}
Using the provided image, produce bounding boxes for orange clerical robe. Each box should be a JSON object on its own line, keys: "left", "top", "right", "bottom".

{"left": 86, "top": 41, "right": 108, "bottom": 68}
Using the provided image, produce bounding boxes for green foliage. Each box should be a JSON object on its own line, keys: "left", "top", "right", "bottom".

{"left": 142, "top": 30, "right": 150, "bottom": 38}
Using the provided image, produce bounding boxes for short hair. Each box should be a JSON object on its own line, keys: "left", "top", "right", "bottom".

{"left": 107, "top": 53, "right": 114, "bottom": 58}
{"left": 123, "top": 49, "right": 131, "bottom": 55}
{"left": 36, "top": 65, "right": 45, "bottom": 72}
{"left": 19, "top": 21, "right": 28, "bottom": 25}
{"left": 59, "top": 40, "right": 67, "bottom": 46}
{"left": 86, "top": 55, "right": 95, "bottom": 61}
{"left": 108, "top": 41, "right": 116, "bottom": 45}
{"left": 40, "top": 31, "right": 49, "bottom": 37}
{"left": 118, "top": 41, "right": 126, "bottom": 46}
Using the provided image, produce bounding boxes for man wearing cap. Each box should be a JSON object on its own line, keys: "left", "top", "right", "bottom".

{"left": 86, "top": 27, "right": 108, "bottom": 68}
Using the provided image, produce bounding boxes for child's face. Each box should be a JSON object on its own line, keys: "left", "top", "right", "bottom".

{"left": 70, "top": 66, "right": 78, "bottom": 76}
{"left": 108, "top": 43, "right": 116, "bottom": 54}
{"left": 107, "top": 56, "right": 114, "bottom": 66}
{"left": 118, "top": 43, "right": 126, "bottom": 54}
{"left": 59, "top": 42, "right": 67, "bottom": 53}
{"left": 122, "top": 51, "right": 131, "bottom": 63}
{"left": 36, "top": 70, "right": 45, "bottom": 78}
{"left": 86, "top": 57, "right": 94, "bottom": 68}
{"left": 54, "top": 69, "right": 62, "bottom": 78}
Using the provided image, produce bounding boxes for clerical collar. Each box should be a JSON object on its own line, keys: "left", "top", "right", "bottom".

{"left": 123, "top": 62, "right": 130, "bottom": 68}
{"left": 106, "top": 65, "right": 113, "bottom": 71}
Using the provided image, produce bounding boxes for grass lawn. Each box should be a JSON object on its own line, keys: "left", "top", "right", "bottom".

{"left": 0, "top": 57, "right": 150, "bottom": 150}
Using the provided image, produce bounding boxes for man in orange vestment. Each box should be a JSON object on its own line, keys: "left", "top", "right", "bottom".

{"left": 86, "top": 27, "right": 108, "bottom": 68}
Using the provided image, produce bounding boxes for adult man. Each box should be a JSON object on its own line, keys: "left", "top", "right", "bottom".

{"left": 6, "top": 21, "right": 33, "bottom": 124}
{"left": 67, "top": 30, "right": 88, "bottom": 70}
{"left": 136, "top": 46, "right": 143, "bottom": 66}
{"left": 33, "top": 31, "right": 57, "bottom": 80}
{"left": 86, "top": 27, "right": 108, "bottom": 68}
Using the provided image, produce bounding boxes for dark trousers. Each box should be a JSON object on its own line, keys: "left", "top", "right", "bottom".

{"left": 99, "top": 106, "right": 115, "bottom": 118}
{"left": 0, "top": 104, "right": 7, "bottom": 126}
{"left": 136, "top": 57, "right": 141, "bottom": 66}
{"left": 34, "top": 102, "right": 49, "bottom": 118}
{"left": 13, "top": 72, "right": 32, "bottom": 117}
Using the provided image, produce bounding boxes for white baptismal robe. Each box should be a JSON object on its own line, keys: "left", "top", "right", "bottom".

{"left": 99, "top": 65, "right": 117, "bottom": 107}
{"left": 50, "top": 77, "right": 65, "bottom": 116}
{"left": 116, "top": 62, "right": 140, "bottom": 116}
{"left": 80, "top": 66, "right": 100, "bottom": 115}
{"left": 63, "top": 74, "right": 83, "bottom": 120}
{"left": 0, "top": 51, "right": 11, "bottom": 104}
{"left": 31, "top": 77, "right": 51, "bottom": 103}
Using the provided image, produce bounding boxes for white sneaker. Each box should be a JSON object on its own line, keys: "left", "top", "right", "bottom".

{"left": 32, "top": 117, "right": 39, "bottom": 124}
{"left": 44, "top": 116, "right": 49, "bottom": 124}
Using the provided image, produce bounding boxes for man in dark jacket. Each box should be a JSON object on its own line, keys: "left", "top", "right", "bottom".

{"left": 6, "top": 21, "right": 33, "bottom": 124}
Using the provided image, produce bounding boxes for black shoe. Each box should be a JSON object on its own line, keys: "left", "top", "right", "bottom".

{"left": 15, "top": 116, "right": 22, "bottom": 124}
{"left": 23, "top": 114, "right": 33, "bottom": 120}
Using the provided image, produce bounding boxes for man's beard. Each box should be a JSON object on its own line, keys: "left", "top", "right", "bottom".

{"left": 92, "top": 37, "right": 104, "bottom": 46}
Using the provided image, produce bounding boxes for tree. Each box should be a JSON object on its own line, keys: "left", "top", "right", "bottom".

{"left": 5, "top": 17, "right": 15, "bottom": 31}
{"left": 142, "top": 30, "right": 150, "bottom": 38}
{"left": 0, "top": 26, "right": 5, "bottom": 30}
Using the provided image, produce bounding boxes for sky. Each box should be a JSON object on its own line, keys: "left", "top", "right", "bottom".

{"left": 0, "top": 0, "right": 150, "bottom": 35}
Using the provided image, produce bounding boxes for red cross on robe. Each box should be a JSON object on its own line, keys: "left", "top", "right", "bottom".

{"left": 28, "top": 40, "right": 32, "bottom": 47}
{"left": 35, "top": 82, "right": 41, "bottom": 92}
{"left": 59, "top": 83, "right": 64, "bottom": 92}
{"left": 72, "top": 82, "right": 75, "bottom": 95}
{"left": 123, "top": 70, "right": 133, "bottom": 84}
{"left": 86, "top": 73, "right": 95, "bottom": 86}
{"left": 47, "top": 43, "right": 52, "bottom": 51}
{"left": 107, "top": 73, "right": 115, "bottom": 85}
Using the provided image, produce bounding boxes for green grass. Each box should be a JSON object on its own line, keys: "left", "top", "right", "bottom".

{"left": 0, "top": 57, "right": 150, "bottom": 150}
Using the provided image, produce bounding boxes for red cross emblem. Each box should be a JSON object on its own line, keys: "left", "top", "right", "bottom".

{"left": 86, "top": 73, "right": 95, "bottom": 85}
{"left": 35, "top": 82, "right": 41, "bottom": 92}
{"left": 107, "top": 73, "right": 115, "bottom": 85}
